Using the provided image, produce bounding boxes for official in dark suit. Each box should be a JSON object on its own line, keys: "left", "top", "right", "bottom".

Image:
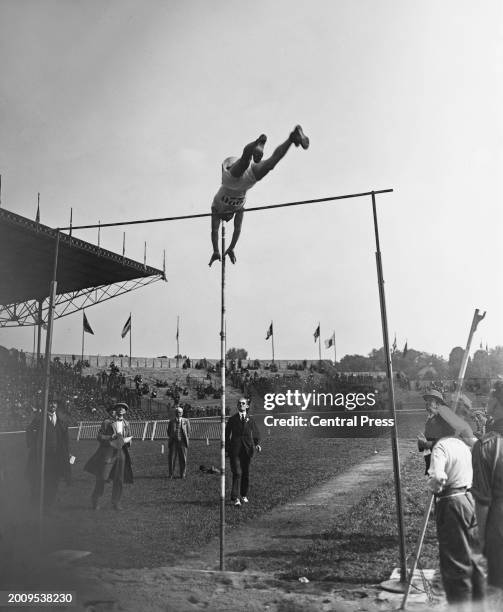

{"left": 225, "top": 398, "right": 261, "bottom": 506}
{"left": 167, "top": 406, "right": 191, "bottom": 478}
{"left": 26, "top": 399, "right": 71, "bottom": 510}
{"left": 84, "top": 403, "right": 133, "bottom": 510}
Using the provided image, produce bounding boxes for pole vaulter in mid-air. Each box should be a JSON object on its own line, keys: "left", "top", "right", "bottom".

{"left": 209, "top": 125, "right": 310, "bottom": 266}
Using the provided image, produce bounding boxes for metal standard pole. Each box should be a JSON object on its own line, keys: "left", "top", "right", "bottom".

{"left": 219, "top": 223, "right": 226, "bottom": 571}
{"left": 39, "top": 231, "right": 60, "bottom": 529}
{"left": 129, "top": 313, "right": 132, "bottom": 368}
{"left": 371, "top": 192, "right": 407, "bottom": 583}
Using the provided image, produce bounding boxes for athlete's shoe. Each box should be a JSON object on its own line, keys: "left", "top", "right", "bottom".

{"left": 209, "top": 252, "right": 221, "bottom": 267}
{"left": 225, "top": 249, "right": 237, "bottom": 264}
{"left": 241, "top": 496, "right": 249, "bottom": 503}
{"left": 290, "top": 125, "right": 309, "bottom": 149}
{"left": 233, "top": 498, "right": 241, "bottom": 507}
{"left": 253, "top": 134, "right": 267, "bottom": 163}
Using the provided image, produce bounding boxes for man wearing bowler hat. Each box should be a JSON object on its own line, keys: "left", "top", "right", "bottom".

{"left": 167, "top": 406, "right": 191, "bottom": 479}
{"left": 84, "top": 402, "right": 133, "bottom": 510}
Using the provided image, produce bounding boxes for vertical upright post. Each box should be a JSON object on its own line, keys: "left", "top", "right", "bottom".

{"left": 219, "top": 223, "right": 226, "bottom": 571}
{"left": 318, "top": 322, "right": 322, "bottom": 362}
{"left": 271, "top": 322, "right": 275, "bottom": 364}
{"left": 371, "top": 192, "right": 407, "bottom": 582}
{"left": 39, "top": 231, "right": 60, "bottom": 530}
{"left": 333, "top": 334, "right": 337, "bottom": 365}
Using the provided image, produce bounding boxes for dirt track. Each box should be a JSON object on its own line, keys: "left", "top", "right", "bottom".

{"left": 74, "top": 439, "right": 445, "bottom": 612}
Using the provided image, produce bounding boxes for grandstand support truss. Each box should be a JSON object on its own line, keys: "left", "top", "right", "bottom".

{"left": 0, "top": 274, "right": 164, "bottom": 327}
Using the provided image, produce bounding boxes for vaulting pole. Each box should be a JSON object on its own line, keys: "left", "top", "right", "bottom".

{"left": 39, "top": 231, "right": 60, "bottom": 532}
{"left": 371, "top": 192, "right": 407, "bottom": 583}
{"left": 219, "top": 223, "right": 227, "bottom": 571}
{"left": 400, "top": 492, "right": 434, "bottom": 609}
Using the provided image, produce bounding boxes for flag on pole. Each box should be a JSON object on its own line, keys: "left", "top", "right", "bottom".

{"left": 313, "top": 324, "right": 320, "bottom": 342}
{"left": 121, "top": 315, "right": 131, "bottom": 338}
{"left": 402, "top": 341, "right": 408, "bottom": 358}
{"left": 83, "top": 312, "right": 94, "bottom": 335}
{"left": 324, "top": 333, "right": 335, "bottom": 349}
{"left": 176, "top": 318, "right": 179, "bottom": 341}
{"left": 265, "top": 323, "right": 273, "bottom": 340}
{"left": 36, "top": 193, "right": 40, "bottom": 223}
{"left": 392, "top": 334, "right": 397, "bottom": 353}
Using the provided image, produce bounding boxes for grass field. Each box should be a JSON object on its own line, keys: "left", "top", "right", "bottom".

{"left": 1, "top": 409, "right": 428, "bottom": 585}
{"left": 284, "top": 450, "right": 440, "bottom": 583}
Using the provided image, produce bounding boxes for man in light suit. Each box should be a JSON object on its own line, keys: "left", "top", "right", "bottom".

{"left": 84, "top": 403, "right": 133, "bottom": 511}
{"left": 167, "top": 406, "right": 191, "bottom": 479}
{"left": 225, "top": 398, "right": 261, "bottom": 506}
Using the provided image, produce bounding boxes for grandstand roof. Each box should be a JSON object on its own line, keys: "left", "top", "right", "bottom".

{"left": 0, "top": 208, "right": 165, "bottom": 321}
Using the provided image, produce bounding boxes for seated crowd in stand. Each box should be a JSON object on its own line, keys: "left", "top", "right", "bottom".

{"left": 1, "top": 347, "right": 391, "bottom": 431}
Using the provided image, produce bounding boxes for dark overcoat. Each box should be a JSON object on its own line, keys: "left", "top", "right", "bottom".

{"left": 26, "top": 412, "right": 71, "bottom": 484}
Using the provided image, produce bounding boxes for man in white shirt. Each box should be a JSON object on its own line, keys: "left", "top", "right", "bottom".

{"left": 428, "top": 435, "right": 485, "bottom": 607}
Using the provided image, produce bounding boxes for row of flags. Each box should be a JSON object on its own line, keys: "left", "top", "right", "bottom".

{"left": 82, "top": 311, "right": 131, "bottom": 338}
{"left": 265, "top": 322, "right": 336, "bottom": 351}
{"left": 392, "top": 333, "right": 408, "bottom": 357}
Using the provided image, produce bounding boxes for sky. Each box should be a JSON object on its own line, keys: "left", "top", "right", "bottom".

{"left": 1, "top": 0, "right": 502, "bottom": 361}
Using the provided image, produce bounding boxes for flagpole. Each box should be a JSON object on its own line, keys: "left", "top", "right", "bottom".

{"left": 81, "top": 311, "right": 85, "bottom": 364}
{"left": 36, "top": 300, "right": 43, "bottom": 363}
{"left": 271, "top": 321, "right": 275, "bottom": 363}
{"left": 333, "top": 333, "right": 336, "bottom": 365}
{"left": 129, "top": 313, "right": 132, "bottom": 368}
{"left": 318, "top": 322, "right": 321, "bottom": 362}
{"left": 176, "top": 316, "right": 180, "bottom": 368}
{"left": 219, "top": 223, "right": 227, "bottom": 571}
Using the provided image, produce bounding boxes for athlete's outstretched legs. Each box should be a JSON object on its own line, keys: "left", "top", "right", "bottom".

{"left": 252, "top": 125, "right": 309, "bottom": 181}
{"left": 228, "top": 134, "right": 267, "bottom": 178}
